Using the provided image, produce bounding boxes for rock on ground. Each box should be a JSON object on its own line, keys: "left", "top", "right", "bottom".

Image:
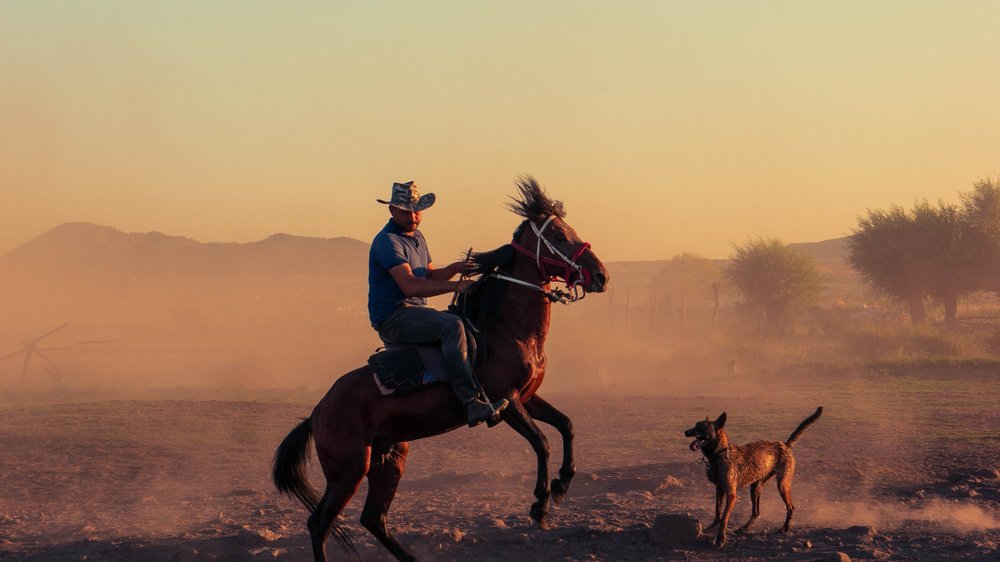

{"left": 649, "top": 513, "right": 702, "bottom": 546}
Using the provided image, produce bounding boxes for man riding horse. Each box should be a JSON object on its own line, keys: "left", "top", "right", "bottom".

{"left": 274, "top": 177, "right": 609, "bottom": 562}
{"left": 369, "top": 181, "right": 509, "bottom": 427}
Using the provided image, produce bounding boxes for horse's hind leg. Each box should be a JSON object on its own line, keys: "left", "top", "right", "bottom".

{"left": 360, "top": 442, "right": 416, "bottom": 562}
{"left": 524, "top": 395, "right": 575, "bottom": 503}
{"left": 502, "top": 396, "right": 552, "bottom": 527}
{"left": 308, "top": 449, "right": 369, "bottom": 562}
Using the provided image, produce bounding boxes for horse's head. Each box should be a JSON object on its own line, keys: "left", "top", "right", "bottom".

{"left": 507, "top": 176, "right": 609, "bottom": 295}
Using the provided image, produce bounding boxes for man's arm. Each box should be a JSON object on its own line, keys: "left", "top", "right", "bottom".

{"left": 425, "top": 260, "right": 470, "bottom": 281}
{"left": 390, "top": 263, "right": 473, "bottom": 298}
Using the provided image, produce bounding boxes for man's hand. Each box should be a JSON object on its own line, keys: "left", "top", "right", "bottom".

{"left": 455, "top": 279, "right": 476, "bottom": 294}
{"left": 442, "top": 259, "right": 474, "bottom": 279}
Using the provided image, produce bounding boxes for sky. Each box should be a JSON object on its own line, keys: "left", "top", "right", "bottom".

{"left": 1, "top": 1, "right": 998, "bottom": 262}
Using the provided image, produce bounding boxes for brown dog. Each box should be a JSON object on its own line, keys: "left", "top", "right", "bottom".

{"left": 684, "top": 407, "right": 823, "bottom": 545}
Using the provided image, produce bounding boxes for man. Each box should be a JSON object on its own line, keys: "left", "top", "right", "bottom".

{"left": 369, "top": 181, "right": 509, "bottom": 427}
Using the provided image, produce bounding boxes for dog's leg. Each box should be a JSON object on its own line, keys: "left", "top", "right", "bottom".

{"left": 705, "top": 487, "right": 724, "bottom": 530}
{"left": 717, "top": 485, "right": 737, "bottom": 546}
{"left": 777, "top": 472, "right": 795, "bottom": 532}
{"left": 736, "top": 481, "right": 762, "bottom": 534}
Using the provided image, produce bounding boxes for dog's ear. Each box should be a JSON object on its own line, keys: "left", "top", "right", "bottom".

{"left": 715, "top": 412, "right": 727, "bottom": 429}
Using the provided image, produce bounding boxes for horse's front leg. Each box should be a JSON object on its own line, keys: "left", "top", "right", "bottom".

{"left": 523, "top": 394, "right": 574, "bottom": 503}
{"left": 501, "top": 396, "right": 551, "bottom": 527}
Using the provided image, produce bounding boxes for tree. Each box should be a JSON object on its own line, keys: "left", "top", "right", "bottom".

{"left": 912, "top": 200, "right": 979, "bottom": 326}
{"left": 725, "top": 238, "right": 821, "bottom": 334}
{"left": 850, "top": 184, "right": 999, "bottom": 327}
{"left": 959, "top": 177, "right": 1000, "bottom": 290}
{"left": 654, "top": 253, "right": 721, "bottom": 329}
{"left": 848, "top": 205, "right": 929, "bottom": 323}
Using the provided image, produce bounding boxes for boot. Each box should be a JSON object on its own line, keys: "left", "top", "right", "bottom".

{"left": 447, "top": 355, "right": 508, "bottom": 427}
{"left": 464, "top": 396, "right": 509, "bottom": 428}
{"left": 450, "top": 371, "right": 508, "bottom": 427}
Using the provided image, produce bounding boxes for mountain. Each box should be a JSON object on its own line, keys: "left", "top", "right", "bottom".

{"left": 0, "top": 224, "right": 381, "bottom": 390}
{"left": 789, "top": 237, "right": 850, "bottom": 261}
{"left": 0, "top": 222, "right": 369, "bottom": 282}
{"left": 790, "top": 237, "right": 861, "bottom": 302}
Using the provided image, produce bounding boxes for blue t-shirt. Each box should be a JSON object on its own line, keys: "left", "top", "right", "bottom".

{"left": 368, "top": 220, "right": 432, "bottom": 326}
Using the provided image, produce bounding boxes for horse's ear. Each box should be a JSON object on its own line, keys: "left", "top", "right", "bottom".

{"left": 715, "top": 412, "right": 727, "bottom": 429}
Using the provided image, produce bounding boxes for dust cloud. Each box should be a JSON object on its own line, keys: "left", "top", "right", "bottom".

{"left": 805, "top": 498, "right": 1000, "bottom": 533}
{"left": 0, "top": 224, "right": 378, "bottom": 399}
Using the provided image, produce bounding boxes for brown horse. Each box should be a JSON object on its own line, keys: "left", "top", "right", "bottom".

{"left": 272, "top": 177, "right": 609, "bottom": 561}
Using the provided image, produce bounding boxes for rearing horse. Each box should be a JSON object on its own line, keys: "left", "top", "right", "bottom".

{"left": 273, "top": 177, "right": 609, "bottom": 562}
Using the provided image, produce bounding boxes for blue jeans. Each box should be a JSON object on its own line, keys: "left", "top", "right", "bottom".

{"left": 376, "top": 306, "right": 477, "bottom": 402}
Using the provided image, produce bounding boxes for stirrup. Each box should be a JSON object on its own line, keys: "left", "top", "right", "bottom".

{"left": 485, "top": 399, "right": 509, "bottom": 427}
{"left": 466, "top": 398, "right": 508, "bottom": 428}
{"left": 486, "top": 398, "right": 510, "bottom": 427}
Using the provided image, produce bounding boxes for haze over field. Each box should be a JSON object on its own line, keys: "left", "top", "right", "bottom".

{"left": 2, "top": 222, "right": 999, "bottom": 562}
{"left": 0, "top": 222, "right": 858, "bottom": 396}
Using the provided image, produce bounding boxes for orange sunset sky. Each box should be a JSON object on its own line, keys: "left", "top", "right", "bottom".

{"left": 2, "top": 2, "right": 998, "bottom": 262}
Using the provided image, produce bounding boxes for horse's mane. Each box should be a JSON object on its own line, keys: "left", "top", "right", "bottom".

{"left": 456, "top": 176, "right": 562, "bottom": 335}
{"left": 456, "top": 238, "right": 518, "bottom": 337}
{"left": 506, "top": 176, "right": 566, "bottom": 220}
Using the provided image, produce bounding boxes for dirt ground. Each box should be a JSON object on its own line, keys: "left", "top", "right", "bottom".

{"left": 1, "top": 367, "right": 998, "bottom": 561}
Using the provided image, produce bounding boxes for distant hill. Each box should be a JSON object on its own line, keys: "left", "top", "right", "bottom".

{"left": 0, "top": 223, "right": 378, "bottom": 387}
{"left": 0, "top": 222, "right": 369, "bottom": 282}
{"left": 0, "top": 222, "right": 375, "bottom": 342}
{"left": 789, "top": 237, "right": 862, "bottom": 302}
{"left": 788, "top": 237, "right": 850, "bottom": 261}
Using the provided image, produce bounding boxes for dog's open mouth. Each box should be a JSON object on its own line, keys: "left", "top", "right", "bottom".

{"left": 689, "top": 438, "right": 706, "bottom": 451}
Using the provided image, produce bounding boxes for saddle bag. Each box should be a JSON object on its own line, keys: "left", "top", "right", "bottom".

{"left": 368, "top": 347, "right": 427, "bottom": 396}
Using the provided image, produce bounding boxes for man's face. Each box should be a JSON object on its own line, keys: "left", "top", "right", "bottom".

{"left": 389, "top": 205, "right": 421, "bottom": 233}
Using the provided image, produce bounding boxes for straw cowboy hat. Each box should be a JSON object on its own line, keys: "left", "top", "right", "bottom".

{"left": 377, "top": 181, "right": 436, "bottom": 212}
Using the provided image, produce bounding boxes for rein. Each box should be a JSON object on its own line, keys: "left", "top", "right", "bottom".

{"left": 500, "top": 216, "right": 591, "bottom": 304}
{"left": 488, "top": 271, "right": 579, "bottom": 304}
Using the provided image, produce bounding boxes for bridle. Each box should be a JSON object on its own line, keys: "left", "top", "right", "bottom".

{"left": 492, "top": 215, "right": 592, "bottom": 304}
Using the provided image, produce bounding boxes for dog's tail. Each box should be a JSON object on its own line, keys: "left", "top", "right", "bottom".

{"left": 786, "top": 407, "right": 823, "bottom": 447}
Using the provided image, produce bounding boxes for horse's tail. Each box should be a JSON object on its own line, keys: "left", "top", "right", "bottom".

{"left": 786, "top": 407, "right": 823, "bottom": 447}
{"left": 272, "top": 417, "right": 321, "bottom": 512}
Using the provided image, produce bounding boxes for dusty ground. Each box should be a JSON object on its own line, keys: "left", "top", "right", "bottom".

{"left": 1, "top": 368, "right": 998, "bottom": 561}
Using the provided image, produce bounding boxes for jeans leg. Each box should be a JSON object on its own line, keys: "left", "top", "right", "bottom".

{"left": 378, "top": 307, "right": 477, "bottom": 403}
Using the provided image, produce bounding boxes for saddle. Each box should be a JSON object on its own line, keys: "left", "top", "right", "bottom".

{"left": 368, "top": 345, "right": 441, "bottom": 396}
{"left": 368, "top": 312, "right": 482, "bottom": 396}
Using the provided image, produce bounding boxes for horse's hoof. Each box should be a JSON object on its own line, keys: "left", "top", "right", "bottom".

{"left": 529, "top": 503, "right": 548, "bottom": 526}
{"left": 550, "top": 479, "right": 569, "bottom": 503}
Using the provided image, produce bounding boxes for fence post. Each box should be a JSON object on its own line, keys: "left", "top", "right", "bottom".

{"left": 626, "top": 288, "right": 632, "bottom": 330}
{"left": 711, "top": 282, "right": 721, "bottom": 332}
